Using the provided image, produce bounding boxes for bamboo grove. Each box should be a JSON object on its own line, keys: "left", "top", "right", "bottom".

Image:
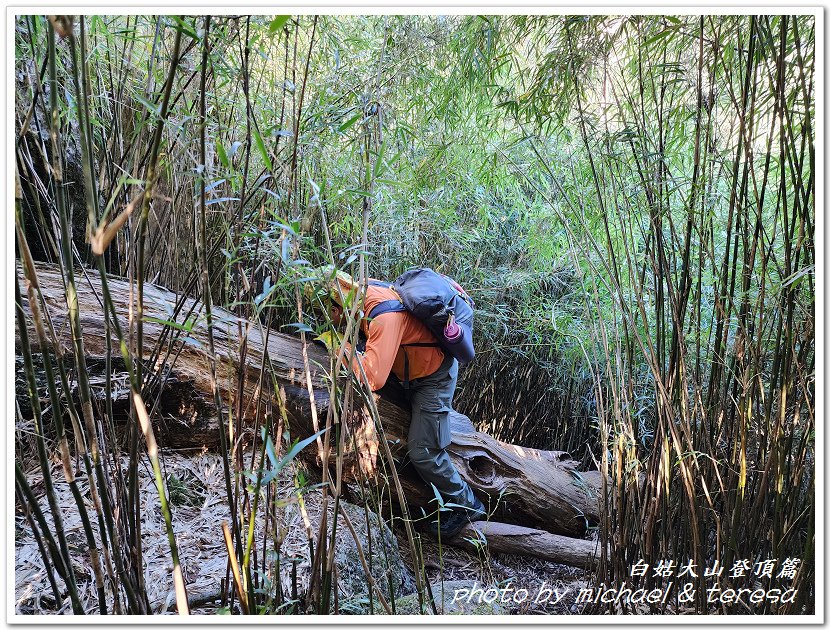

{"left": 13, "top": 14, "right": 814, "bottom": 614}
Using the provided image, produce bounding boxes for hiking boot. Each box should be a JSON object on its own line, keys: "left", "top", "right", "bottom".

{"left": 427, "top": 496, "right": 488, "bottom": 539}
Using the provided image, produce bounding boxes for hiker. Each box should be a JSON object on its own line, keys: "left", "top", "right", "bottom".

{"left": 316, "top": 268, "right": 486, "bottom": 538}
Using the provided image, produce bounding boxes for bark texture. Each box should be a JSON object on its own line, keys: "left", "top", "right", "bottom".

{"left": 453, "top": 521, "right": 602, "bottom": 569}
{"left": 16, "top": 261, "right": 603, "bottom": 544}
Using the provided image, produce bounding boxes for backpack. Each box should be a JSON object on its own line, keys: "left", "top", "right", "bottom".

{"left": 366, "top": 268, "right": 476, "bottom": 365}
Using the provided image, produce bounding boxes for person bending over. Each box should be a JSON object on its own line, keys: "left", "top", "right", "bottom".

{"left": 318, "top": 268, "right": 486, "bottom": 538}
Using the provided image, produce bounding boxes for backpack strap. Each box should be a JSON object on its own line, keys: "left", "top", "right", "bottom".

{"left": 402, "top": 349, "right": 410, "bottom": 391}
{"left": 367, "top": 299, "right": 407, "bottom": 319}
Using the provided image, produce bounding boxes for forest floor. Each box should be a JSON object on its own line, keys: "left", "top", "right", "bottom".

{"left": 14, "top": 445, "right": 589, "bottom": 615}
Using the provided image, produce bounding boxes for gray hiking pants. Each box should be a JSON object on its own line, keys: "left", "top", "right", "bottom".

{"left": 405, "top": 354, "right": 478, "bottom": 509}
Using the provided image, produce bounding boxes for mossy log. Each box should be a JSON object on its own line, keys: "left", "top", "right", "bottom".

{"left": 16, "top": 261, "right": 604, "bottom": 549}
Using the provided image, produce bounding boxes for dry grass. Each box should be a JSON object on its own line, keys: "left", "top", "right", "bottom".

{"left": 15, "top": 451, "right": 315, "bottom": 614}
{"left": 15, "top": 447, "right": 587, "bottom": 616}
{"left": 402, "top": 529, "right": 590, "bottom": 614}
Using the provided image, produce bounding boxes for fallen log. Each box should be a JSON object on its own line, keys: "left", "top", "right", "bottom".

{"left": 16, "top": 261, "right": 603, "bottom": 540}
{"left": 453, "top": 521, "right": 602, "bottom": 569}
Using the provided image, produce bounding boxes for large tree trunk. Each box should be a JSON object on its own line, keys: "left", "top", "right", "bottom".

{"left": 16, "top": 262, "right": 604, "bottom": 543}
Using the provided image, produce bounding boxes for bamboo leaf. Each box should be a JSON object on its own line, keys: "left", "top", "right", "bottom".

{"left": 216, "top": 142, "right": 229, "bottom": 168}
{"left": 282, "top": 322, "right": 315, "bottom": 333}
{"left": 143, "top": 315, "right": 197, "bottom": 333}
{"left": 253, "top": 127, "right": 273, "bottom": 171}
{"left": 372, "top": 138, "right": 388, "bottom": 179}
{"left": 268, "top": 15, "right": 291, "bottom": 34}
{"left": 134, "top": 94, "right": 160, "bottom": 116}
{"left": 205, "top": 197, "right": 241, "bottom": 205}
{"left": 782, "top": 265, "right": 814, "bottom": 289}
{"left": 338, "top": 112, "right": 362, "bottom": 132}
{"left": 429, "top": 482, "right": 446, "bottom": 508}
{"left": 276, "top": 428, "right": 328, "bottom": 475}
{"left": 643, "top": 27, "right": 677, "bottom": 47}
{"left": 170, "top": 16, "right": 199, "bottom": 40}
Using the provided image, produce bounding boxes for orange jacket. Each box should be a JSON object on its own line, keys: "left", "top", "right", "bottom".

{"left": 358, "top": 282, "right": 445, "bottom": 392}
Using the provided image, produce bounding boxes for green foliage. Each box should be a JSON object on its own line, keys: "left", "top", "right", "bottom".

{"left": 14, "top": 12, "right": 814, "bottom": 615}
